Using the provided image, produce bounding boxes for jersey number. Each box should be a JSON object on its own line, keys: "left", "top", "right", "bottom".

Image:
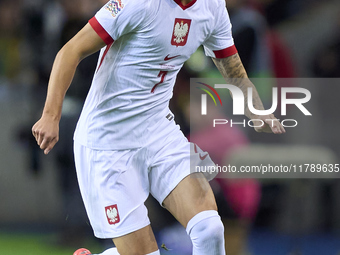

{"left": 151, "top": 71, "right": 168, "bottom": 93}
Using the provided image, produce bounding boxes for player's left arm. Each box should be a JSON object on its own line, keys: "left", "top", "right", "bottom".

{"left": 212, "top": 53, "right": 285, "bottom": 134}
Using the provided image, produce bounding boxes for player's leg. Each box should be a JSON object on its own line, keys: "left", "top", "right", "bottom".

{"left": 74, "top": 225, "right": 159, "bottom": 255}
{"left": 148, "top": 122, "right": 225, "bottom": 255}
{"left": 163, "top": 172, "right": 226, "bottom": 255}
{"left": 73, "top": 142, "right": 160, "bottom": 255}
{"left": 73, "top": 227, "right": 160, "bottom": 254}
{"left": 112, "top": 225, "right": 159, "bottom": 254}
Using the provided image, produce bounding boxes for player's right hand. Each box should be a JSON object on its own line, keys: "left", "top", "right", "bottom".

{"left": 32, "top": 115, "right": 59, "bottom": 155}
{"left": 253, "top": 114, "right": 286, "bottom": 134}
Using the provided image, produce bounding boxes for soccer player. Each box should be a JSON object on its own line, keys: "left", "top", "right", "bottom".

{"left": 32, "top": 0, "right": 285, "bottom": 254}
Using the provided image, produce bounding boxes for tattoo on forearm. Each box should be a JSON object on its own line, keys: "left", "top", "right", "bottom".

{"left": 213, "top": 54, "right": 247, "bottom": 81}
{"left": 213, "top": 54, "right": 265, "bottom": 119}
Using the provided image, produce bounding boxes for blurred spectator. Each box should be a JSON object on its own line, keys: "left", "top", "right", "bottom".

{"left": 253, "top": 0, "right": 297, "bottom": 27}
{"left": 312, "top": 12, "right": 340, "bottom": 78}
{"left": 313, "top": 41, "right": 340, "bottom": 77}
{"left": 58, "top": 0, "right": 100, "bottom": 101}
{"left": 311, "top": 9, "right": 340, "bottom": 152}
{"left": 227, "top": 0, "right": 272, "bottom": 78}
{"left": 227, "top": 0, "right": 296, "bottom": 79}
{"left": 0, "top": 0, "right": 23, "bottom": 86}
{"left": 311, "top": 12, "right": 340, "bottom": 234}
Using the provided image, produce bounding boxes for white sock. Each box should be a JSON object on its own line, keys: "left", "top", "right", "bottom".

{"left": 146, "top": 251, "right": 160, "bottom": 255}
{"left": 146, "top": 250, "right": 161, "bottom": 255}
{"left": 186, "top": 210, "right": 225, "bottom": 255}
{"left": 94, "top": 247, "right": 119, "bottom": 255}
{"left": 94, "top": 247, "right": 160, "bottom": 255}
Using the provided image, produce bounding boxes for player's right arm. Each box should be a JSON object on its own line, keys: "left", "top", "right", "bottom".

{"left": 202, "top": 0, "right": 285, "bottom": 134}
{"left": 212, "top": 53, "right": 285, "bottom": 134}
{"left": 32, "top": 23, "right": 106, "bottom": 155}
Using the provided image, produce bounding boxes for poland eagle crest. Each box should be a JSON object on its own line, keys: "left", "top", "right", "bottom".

{"left": 171, "top": 18, "right": 192, "bottom": 47}
{"left": 174, "top": 21, "right": 189, "bottom": 44}
{"left": 105, "top": 205, "right": 120, "bottom": 225}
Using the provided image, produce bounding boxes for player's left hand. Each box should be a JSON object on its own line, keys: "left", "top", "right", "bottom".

{"left": 253, "top": 114, "right": 286, "bottom": 134}
{"left": 32, "top": 114, "right": 60, "bottom": 155}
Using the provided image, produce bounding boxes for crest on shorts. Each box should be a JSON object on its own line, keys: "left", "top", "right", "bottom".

{"left": 105, "top": 204, "right": 120, "bottom": 225}
{"left": 105, "top": 0, "right": 124, "bottom": 18}
{"left": 171, "top": 18, "right": 192, "bottom": 47}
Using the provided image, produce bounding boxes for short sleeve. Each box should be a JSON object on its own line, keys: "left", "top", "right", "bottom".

{"left": 89, "top": 0, "right": 146, "bottom": 45}
{"left": 203, "top": 1, "right": 238, "bottom": 58}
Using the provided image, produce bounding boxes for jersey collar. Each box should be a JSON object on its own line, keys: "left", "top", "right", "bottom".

{"left": 173, "top": 0, "right": 197, "bottom": 10}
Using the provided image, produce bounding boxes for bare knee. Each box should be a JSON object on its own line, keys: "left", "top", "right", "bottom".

{"left": 163, "top": 173, "right": 218, "bottom": 227}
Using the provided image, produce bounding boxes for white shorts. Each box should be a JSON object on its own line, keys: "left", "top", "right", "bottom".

{"left": 74, "top": 119, "right": 216, "bottom": 239}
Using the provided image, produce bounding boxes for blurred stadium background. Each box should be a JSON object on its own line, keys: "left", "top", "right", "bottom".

{"left": 1, "top": 0, "right": 340, "bottom": 254}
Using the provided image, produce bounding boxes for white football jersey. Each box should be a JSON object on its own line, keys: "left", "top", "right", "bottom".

{"left": 74, "top": 0, "right": 237, "bottom": 150}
